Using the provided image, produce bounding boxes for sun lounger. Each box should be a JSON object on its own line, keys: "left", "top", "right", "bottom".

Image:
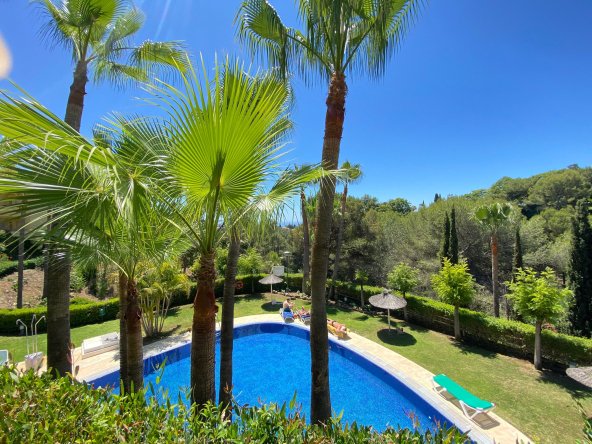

{"left": 81, "top": 332, "right": 120, "bottom": 359}
{"left": 432, "top": 374, "right": 496, "bottom": 420}
{"left": 327, "top": 319, "right": 349, "bottom": 339}
{"left": 279, "top": 308, "right": 294, "bottom": 322}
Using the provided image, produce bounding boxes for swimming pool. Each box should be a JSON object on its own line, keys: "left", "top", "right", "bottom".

{"left": 90, "top": 322, "right": 460, "bottom": 434}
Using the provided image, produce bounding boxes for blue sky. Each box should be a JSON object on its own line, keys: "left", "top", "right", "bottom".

{"left": 1, "top": 0, "right": 592, "bottom": 207}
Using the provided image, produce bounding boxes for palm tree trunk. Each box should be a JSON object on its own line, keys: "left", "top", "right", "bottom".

{"left": 125, "top": 278, "right": 143, "bottom": 392}
{"left": 491, "top": 233, "right": 500, "bottom": 317}
{"left": 16, "top": 226, "right": 24, "bottom": 309}
{"left": 45, "top": 245, "right": 71, "bottom": 377}
{"left": 118, "top": 272, "right": 129, "bottom": 393}
{"left": 330, "top": 184, "right": 347, "bottom": 299}
{"left": 45, "top": 60, "right": 88, "bottom": 378}
{"left": 219, "top": 229, "right": 240, "bottom": 414}
{"left": 453, "top": 305, "right": 461, "bottom": 340}
{"left": 301, "top": 190, "right": 311, "bottom": 294}
{"left": 65, "top": 61, "right": 88, "bottom": 131}
{"left": 534, "top": 320, "right": 542, "bottom": 370}
{"left": 310, "top": 72, "right": 346, "bottom": 425}
{"left": 191, "top": 249, "right": 218, "bottom": 408}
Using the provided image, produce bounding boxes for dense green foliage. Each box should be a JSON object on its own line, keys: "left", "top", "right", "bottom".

{"left": 507, "top": 268, "right": 571, "bottom": 324}
{"left": 0, "top": 299, "right": 120, "bottom": 335}
{"left": 387, "top": 263, "right": 419, "bottom": 297}
{"left": 0, "top": 366, "right": 468, "bottom": 443}
{"left": 439, "top": 212, "right": 451, "bottom": 266}
{"left": 431, "top": 260, "right": 475, "bottom": 308}
{"left": 568, "top": 200, "right": 592, "bottom": 337}
{"left": 0, "top": 257, "right": 42, "bottom": 279}
{"left": 449, "top": 207, "right": 459, "bottom": 264}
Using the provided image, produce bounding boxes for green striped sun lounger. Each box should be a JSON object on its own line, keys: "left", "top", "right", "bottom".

{"left": 432, "top": 374, "right": 496, "bottom": 420}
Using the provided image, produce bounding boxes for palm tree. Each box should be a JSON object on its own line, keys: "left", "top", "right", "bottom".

{"left": 474, "top": 202, "right": 514, "bottom": 317}
{"left": 219, "top": 166, "right": 322, "bottom": 415}
{"left": 0, "top": 97, "right": 179, "bottom": 391}
{"left": 237, "top": 0, "right": 422, "bottom": 423}
{"left": 330, "top": 161, "right": 362, "bottom": 299}
{"left": 35, "top": 0, "right": 188, "bottom": 375}
{"left": 145, "top": 58, "right": 320, "bottom": 408}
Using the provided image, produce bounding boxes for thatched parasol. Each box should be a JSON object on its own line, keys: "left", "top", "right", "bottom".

{"left": 369, "top": 290, "right": 407, "bottom": 330}
{"left": 259, "top": 274, "right": 284, "bottom": 294}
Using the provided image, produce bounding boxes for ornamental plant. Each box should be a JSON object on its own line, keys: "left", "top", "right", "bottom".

{"left": 506, "top": 267, "right": 572, "bottom": 370}
{"left": 431, "top": 259, "right": 475, "bottom": 340}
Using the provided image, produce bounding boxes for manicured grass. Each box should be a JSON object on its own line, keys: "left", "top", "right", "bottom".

{"left": 1, "top": 293, "right": 589, "bottom": 443}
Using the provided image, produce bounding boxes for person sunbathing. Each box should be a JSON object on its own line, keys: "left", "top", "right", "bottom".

{"left": 283, "top": 298, "right": 294, "bottom": 311}
{"left": 296, "top": 307, "right": 311, "bottom": 319}
{"left": 327, "top": 318, "right": 347, "bottom": 333}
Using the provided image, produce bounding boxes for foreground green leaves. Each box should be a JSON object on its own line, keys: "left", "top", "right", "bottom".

{"left": 0, "top": 366, "right": 468, "bottom": 443}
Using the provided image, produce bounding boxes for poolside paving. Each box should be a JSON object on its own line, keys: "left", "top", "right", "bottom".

{"left": 43, "top": 313, "right": 530, "bottom": 444}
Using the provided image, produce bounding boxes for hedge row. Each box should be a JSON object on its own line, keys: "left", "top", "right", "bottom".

{"left": 402, "top": 295, "right": 592, "bottom": 367}
{"left": 0, "top": 299, "right": 120, "bottom": 335}
{"left": 0, "top": 257, "right": 43, "bottom": 279}
{"left": 3, "top": 270, "right": 591, "bottom": 367}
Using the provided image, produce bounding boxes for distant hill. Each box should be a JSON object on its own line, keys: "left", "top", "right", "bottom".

{"left": 464, "top": 165, "right": 592, "bottom": 218}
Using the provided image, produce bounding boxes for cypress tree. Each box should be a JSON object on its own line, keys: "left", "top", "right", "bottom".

{"left": 568, "top": 199, "right": 592, "bottom": 337}
{"left": 512, "top": 227, "right": 523, "bottom": 275}
{"left": 450, "top": 207, "right": 459, "bottom": 264}
{"left": 439, "top": 212, "right": 451, "bottom": 266}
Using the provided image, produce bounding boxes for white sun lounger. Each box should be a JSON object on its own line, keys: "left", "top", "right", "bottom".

{"left": 81, "top": 332, "right": 120, "bottom": 359}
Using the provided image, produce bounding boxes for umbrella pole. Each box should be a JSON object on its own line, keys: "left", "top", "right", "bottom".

{"left": 388, "top": 309, "right": 391, "bottom": 330}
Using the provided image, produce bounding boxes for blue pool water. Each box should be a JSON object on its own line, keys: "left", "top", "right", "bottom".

{"left": 90, "top": 322, "right": 454, "bottom": 432}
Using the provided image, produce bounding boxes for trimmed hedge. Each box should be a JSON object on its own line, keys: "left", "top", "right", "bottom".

{"left": 404, "top": 295, "right": 592, "bottom": 367}
{"left": 0, "top": 298, "right": 119, "bottom": 335}
{"left": 0, "top": 257, "right": 42, "bottom": 279}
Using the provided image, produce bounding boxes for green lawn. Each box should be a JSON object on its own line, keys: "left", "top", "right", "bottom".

{"left": 1, "top": 293, "right": 589, "bottom": 443}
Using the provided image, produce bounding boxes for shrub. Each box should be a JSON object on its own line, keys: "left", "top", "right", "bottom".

{"left": 405, "top": 294, "right": 592, "bottom": 366}
{"left": 0, "top": 366, "right": 468, "bottom": 443}
{"left": 0, "top": 298, "right": 119, "bottom": 335}
{"left": 0, "top": 257, "right": 42, "bottom": 279}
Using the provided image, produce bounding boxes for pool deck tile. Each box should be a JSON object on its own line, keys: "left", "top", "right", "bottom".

{"left": 66, "top": 313, "right": 531, "bottom": 444}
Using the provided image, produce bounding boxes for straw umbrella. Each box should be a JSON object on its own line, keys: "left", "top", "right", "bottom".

{"left": 259, "top": 274, "right": 284, "bottom": 294}
{"left": 369, "top": 290, "right": 407, "bottom": 331}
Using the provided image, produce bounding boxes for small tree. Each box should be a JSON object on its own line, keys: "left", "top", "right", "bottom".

{"left": 431, "top": 259, "right": 475, "bottom": 340}
{"left": 439, "top": 212, "right": 451, "bottom": 266}
{"left": 450, "top": 207, "right": 459, "bottom": 265}
{"left": 387, "top": 263, "right": 419, "bottom": 321}
{"left": 238, "top": 248, "right": 265, "bottom": 294}
{"left": 506, "top": 268, "right": 572, "bottom": 370}
{"left": 138, "top": 261, "right": 189, "bottom": 337}
{"left": 355, "top": 270, "right": 369, "bottom": 308}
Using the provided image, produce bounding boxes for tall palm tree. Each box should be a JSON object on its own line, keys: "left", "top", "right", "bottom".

{"left": 219, "top": 165, "right": 322, "bottom": 415}
{"left": 237, "top": 0, "right": 422, "bottom": 423}
{"left": 35, "top": 0, "right": 188, "bottom": 375}
{"left": 330, "top": 161, "right": 362, "bottom": 299}
{"left": 0, "top": 96, "right": 178, "bottom": 390}
{"left": 146, "top": 57, "right": 320, "bottom": 408}
{"left": 474, "top": 202, "right": 514, "bottom": 317}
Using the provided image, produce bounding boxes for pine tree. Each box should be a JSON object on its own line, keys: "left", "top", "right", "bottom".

{"left": 568, "top": 199, "right": 592, "bottom": 337}
{"left": 513, "top": 227, "right": 523, "bottom": 275}
{"left": 439, "top": 211, "right": 451, "bottom": 266}
{"left": 450, "top": 207, "right": 459, "bottom": 264}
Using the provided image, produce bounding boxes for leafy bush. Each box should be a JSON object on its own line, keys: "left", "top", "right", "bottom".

{"left": 406, "top": 294, "right": 592, "bottom": 366}
{"left": 0, "top": 257, "right": 42, "bottom": 279}
{"left": 0, "top": 366, "right": 469, "bottom": 443}
{"left": 0, "top": 298, "right": 119, "bottom": 335}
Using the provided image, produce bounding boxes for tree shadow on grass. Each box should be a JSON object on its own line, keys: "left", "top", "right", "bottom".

{"left": 261, "top": 302, "right": 282, "bottom": 312}
{"left": 537, "top": 369, "right": 592, "bottom": 400}
{"left": 377, "top": 328, "right": 417, "bottom": 347}
{"left": 450, "top": 340, "right": 498, "bottom": 359}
